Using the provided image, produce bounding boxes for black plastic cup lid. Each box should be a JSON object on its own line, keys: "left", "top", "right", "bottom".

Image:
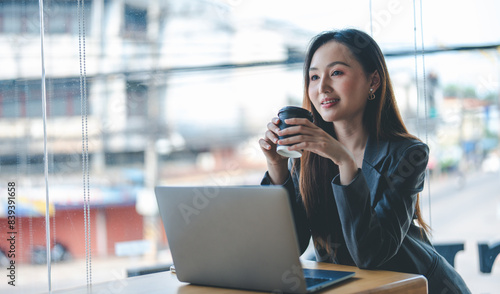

{"left": 278, "top": 106, "right": 313, "bottom": 121}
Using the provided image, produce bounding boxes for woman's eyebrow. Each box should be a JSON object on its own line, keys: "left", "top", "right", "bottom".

{"left": 309, "top": 61, "right": 350, "bottom": 71}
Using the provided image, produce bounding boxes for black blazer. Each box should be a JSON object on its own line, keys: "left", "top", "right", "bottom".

{"left": 262, "top": 135, "right": 470, "bottom": 293}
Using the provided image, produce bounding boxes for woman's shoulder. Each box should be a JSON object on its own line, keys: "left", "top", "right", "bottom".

{"left": 386, "top": 136, "right": 429, "bottom": 156}
{"left": 387, "top": 135, "right": 428, "bottom": 148}
{"left": 365, "top": 134, "right": 428, "bottom": 167}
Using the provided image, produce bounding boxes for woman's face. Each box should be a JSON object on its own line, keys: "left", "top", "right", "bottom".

{"left": 308, "top": 41, "right": 373, "bottom": 123}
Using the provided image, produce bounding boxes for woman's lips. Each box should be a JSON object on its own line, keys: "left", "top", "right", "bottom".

{"left": 321, "top": 98, "right": 340, "bottom": 108}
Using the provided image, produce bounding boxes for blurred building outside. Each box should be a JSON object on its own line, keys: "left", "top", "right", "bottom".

{"left": 0, "top": 0, "right": 309, "bottom": 266}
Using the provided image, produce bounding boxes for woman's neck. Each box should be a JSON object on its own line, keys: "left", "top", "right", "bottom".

{"left": 334, "top": 120, "right": 368, "bottom": 155}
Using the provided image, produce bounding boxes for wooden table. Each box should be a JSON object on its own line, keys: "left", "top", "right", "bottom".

{"left": 49, "top": 260, "right": 427, "bottom": 294}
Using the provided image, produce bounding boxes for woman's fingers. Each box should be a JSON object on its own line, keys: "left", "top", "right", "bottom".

{"left": 277, "top": 125, "right": 332, "bottom": 154}
{"left": 277, "top": 123, "right": 316, "bottom": 139}
{"left": 283, "top": 117, "right": 314, "bottom": 126}
{"left": 264, "top": 129, "right": 278, "bottom": 144}
{"left": 267, "top": 120, "right": 281, "bottom": 134}
{"left": 259, "top": 117, "right": 281, "bottom": 152}
{"left": 267, "top": 124, "right": 280, "bottom": 136}
{"left": 265, "top": 118, "right": 281, "bottom": 144}
{"left": 266, "top": 129, "right": 280, "bottom": 145}
{"left": 259, "top": 138, "right": 272, "bottom": 150}
{"left": 278, "top": 133, "right": 311, "bottom": 148}
{"left": 269, "top": 117, "right": 351, "bottom": 165}
{"left": 277, "top": 119, "right": 317, "bottom": 146}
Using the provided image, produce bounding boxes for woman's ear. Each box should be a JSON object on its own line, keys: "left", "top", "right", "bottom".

{"left": 370, "top": 71, "right": 381, "bottom": 92}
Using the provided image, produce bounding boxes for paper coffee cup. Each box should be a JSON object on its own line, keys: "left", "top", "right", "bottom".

{"left": 276, "top": 106, "right": 313, "bottom": 158}
{"left": 276, "top": 145, "right": 303, "bottom": 158}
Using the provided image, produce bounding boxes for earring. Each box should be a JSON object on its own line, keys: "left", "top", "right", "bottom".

{"left": 368, "top": 88, "right": 376, "bottom": 100}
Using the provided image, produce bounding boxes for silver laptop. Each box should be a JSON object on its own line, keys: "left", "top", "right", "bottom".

{"left": 154, "top": 185, "right": 354, "bottom": 293}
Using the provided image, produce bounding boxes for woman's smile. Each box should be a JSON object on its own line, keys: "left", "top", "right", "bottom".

{"left": 320, "top": 98, "right": 340, "bottom": 108}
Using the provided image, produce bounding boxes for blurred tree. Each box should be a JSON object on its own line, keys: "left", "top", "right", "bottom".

{"left": 443, "top": 84, "right": 460, "bottom": 97}
{"left": 482, "top": 92, "right": 499, "bottom": 103}
{"left": 463, "top": 86, "right": 477, "bottom": 98}
{"left": 443, "top": 84, "right": 479, "bottom": 98}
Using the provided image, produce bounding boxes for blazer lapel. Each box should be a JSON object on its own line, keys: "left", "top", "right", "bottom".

{"left": 361, "top": 135, "right": 390, "bottom": 205}
{"left": 363, "top": 135, "right": 390, "bottom": 168}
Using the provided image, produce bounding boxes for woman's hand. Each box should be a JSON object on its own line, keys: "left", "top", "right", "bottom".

{"left": 277, "top": 118, "right": 358, "bottom": 184}
{"left": 258, "top": 117, "right": 289, "bottom": 184}
{"left": 276, "top": 118, "right": 345, "bottom": 163}
{"left": 259, "top": 117, "right": 287, "bottom": 162}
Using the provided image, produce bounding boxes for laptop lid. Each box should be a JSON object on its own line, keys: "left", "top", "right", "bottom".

{"left": 154, "top": 185, "right": 353, "bottom": 293}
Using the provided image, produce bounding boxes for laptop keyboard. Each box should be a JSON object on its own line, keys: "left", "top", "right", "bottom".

{"left": 305, "top": 276, "right": 331, "bottom": 287}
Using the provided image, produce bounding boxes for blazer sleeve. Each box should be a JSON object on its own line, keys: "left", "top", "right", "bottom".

{"left": 332, "top": 142, "right": 429, "bottom": 269}
{"left": 261, "top": 166, "right": 311, "bottom": 255}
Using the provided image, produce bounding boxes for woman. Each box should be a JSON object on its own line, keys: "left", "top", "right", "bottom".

{"left": 259, "top": 29, "right": 470, "bottom": 293}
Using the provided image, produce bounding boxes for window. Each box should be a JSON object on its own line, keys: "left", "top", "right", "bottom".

{"left": 0, "top": 0, "right": 89, "bottom": 35}
{"left": 0, "top": 80, "right": 40, "bottom": 118}
{"left": 0, "top": 78, "right": 83, "bottom": 118}
{"left": 47, "top": 78, "right": 84, "bottom": 117}
{"left": 126, "top": 81, "right": 148, "bottom": 117}
{"left": 0, "top": 1, "right": 38, "bottom": 34}
{"left": 123, "top": 4, "right": 147, "bottom": 37}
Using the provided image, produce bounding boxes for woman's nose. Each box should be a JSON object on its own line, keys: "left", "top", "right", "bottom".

{"left": 319, "top": 78, "right": 332, "bottom": 93}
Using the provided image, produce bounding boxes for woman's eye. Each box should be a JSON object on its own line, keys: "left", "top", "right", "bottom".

{"left": 332, "top": 70, "right": 342, "bottom": 76}
{"left": 310, "top": 75, "right": 319, "bottom": 81}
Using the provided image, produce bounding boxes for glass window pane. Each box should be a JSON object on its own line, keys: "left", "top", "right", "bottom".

{"left": 2, "top": 1, "right": 500, "bottom": 293}
{"left": 123, "top": 4, "right": 147, "bottom": 37}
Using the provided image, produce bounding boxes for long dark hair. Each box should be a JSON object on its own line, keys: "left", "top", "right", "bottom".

{"left": 296, "top": 29, "right": 430, "bottom": 243}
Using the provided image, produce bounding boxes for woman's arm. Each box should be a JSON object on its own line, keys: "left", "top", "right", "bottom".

{"left": 261, "top": 164, "right": 311, "bottom": 255}
{"left": 259, "top": 116, "right": 311, "bottom": 253}
{"left": 332, "top": 142, "right": 429, "bottom": 269}
{"left": 266, "top": 161, "right": 290, "bottom": 185}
